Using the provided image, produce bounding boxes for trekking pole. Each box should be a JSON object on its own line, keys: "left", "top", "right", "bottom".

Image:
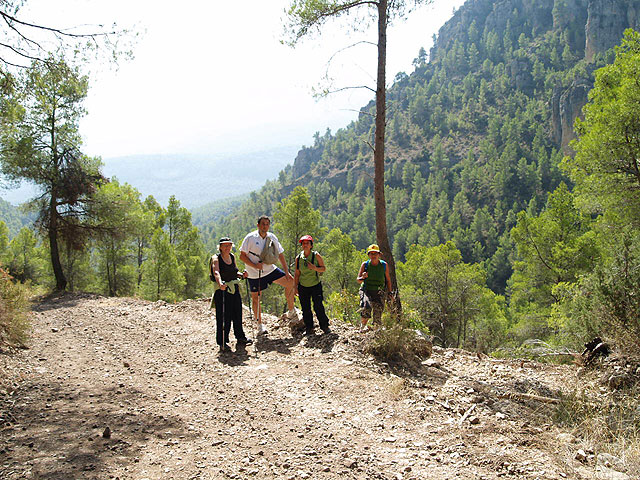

{"left": 245, "top": 276, "right": 258, "bottom": 357}
{"left": 221, "top": 284, "right": 226, "bottom": 351}
{"left": 257, "top": 269, "right": 262, "bottom": 329}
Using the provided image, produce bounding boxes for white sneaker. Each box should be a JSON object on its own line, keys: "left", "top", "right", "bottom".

{"left": 286, "top": 309, "right": 298, "bottom": 320}
{"left": 258, "top": 322, "right": 268, "bottom": 335}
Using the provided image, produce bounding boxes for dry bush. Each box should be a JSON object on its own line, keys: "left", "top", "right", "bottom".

{"left": 364, "top": 313, "right": 432, "bottom": 365}
{"left": 0, "top": 268, "right": 30, "bottom": 348}
{"left": 554, "top": 383, "right": 640, "bottom": 476}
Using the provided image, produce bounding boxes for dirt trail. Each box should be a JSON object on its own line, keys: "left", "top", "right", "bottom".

{"left": 0, "top": 293, "right": 623, "bottom": 479}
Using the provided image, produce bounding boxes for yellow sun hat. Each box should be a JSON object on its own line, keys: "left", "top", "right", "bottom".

{"left": 366, "top": 244, "right": 381, "bottom": 254}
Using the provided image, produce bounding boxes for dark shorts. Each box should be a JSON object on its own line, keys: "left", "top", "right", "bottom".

{"left": 360, "top": 288, "right": 385, "bottom": 320}
{"left": 248, "top": 268, "right": 286, "bottom": 293}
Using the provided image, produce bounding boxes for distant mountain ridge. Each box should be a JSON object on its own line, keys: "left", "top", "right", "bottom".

{"left": 0, "top": 146, "right": 299, "bottom": 210}
{"left": 102, "top": 146, "right": 299, "bottom": 208}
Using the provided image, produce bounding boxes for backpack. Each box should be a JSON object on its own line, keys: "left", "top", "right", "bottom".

{"left": 295, "top": 250, "right": 323, "bottom": 279}
{"left": 364, "top": 259, "right": 386, "bottom": 272}
{"left": 364, "top": 259, "right": 387, "bottom": 288}
{"left": 260, "top": 235, "right": 280, "bottom": 265}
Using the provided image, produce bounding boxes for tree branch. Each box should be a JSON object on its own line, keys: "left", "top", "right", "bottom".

{"left": 0, "top": 10, "right": 117, "bottom": 40}
{"left": 324, "top": 84, "right": 376, "bottom": 95}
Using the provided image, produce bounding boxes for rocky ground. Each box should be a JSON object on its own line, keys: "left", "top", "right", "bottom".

{"left": 0, "top": 292, "right": 635, "bottom": 479}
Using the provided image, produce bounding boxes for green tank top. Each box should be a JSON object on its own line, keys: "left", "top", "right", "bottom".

{"left": 364, "top": 260, "right": 386, "bottom": 291}
{"left": 297, "top": 251, "right": 320, "bottom": 287}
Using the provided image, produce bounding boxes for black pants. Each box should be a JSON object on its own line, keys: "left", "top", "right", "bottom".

{"left": 298, "top": 282, "right": 330, "bottom": 332}
{"left": 214, "top": 289, "right": 247, "bottom": 345}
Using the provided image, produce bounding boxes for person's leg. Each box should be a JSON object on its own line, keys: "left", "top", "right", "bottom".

{"left": 230, "top": 291, "right": 248, "bottom": 342}
{"left": 214, "top": 290, "right": 224, "bottom": 346}
{"left": 371, "top": 291, "right": 384, "bottom": 325}
{"left": 298, "top": 284, "right": 314, "bottom": 333}
{"left": 249, "top": 277, "right": 267, "bottom": 334}
{"left": 273, "top": 274, "right": 295, "bottom": 312}
{"left": 311, "top": 283, "right": 330, "bottom": 332}
{"left": 251, "top": 295, "right": 266, "bottom": 334}
{"left": 222, "top": 291, "right": 232, "bottom": 345}
{"left": 359, "top": 289, "right": 372, "bottom": 331}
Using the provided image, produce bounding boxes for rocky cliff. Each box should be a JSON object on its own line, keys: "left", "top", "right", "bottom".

{"left": 435, "top": 0, "right": 640, "bottom": 150}
{"left": 585, "top": 0, "right": 640, "bottom": 61}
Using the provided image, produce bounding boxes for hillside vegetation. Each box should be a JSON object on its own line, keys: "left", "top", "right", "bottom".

{"left": 200, "top": 0, "right": 640, "bottom": 354}
{"left": 2, "top": 0, "right": 640, "bottom": 357}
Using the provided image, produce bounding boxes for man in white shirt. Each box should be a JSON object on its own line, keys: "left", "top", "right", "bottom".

{"left": 240, "top": 215, "right": 296, "bottom": 334}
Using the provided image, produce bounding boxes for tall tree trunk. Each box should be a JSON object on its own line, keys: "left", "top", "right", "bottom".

{"left": 48, "top": 194, "right": 67, "bottom": 291}
{"left": 374, "top": 0, "right": 401, "bottom": 315}
{"left": 137, "top": 238, "right": 144, "bottom": 287}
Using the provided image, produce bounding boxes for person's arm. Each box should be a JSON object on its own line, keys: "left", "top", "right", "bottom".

{"left": 212, "top": 256, "right": 226, "bottom": 290}
{"left": 240, "top": 250, "right": 263, "bottom": 271}
{"left": 385, "top": 264, "right": 392, "bottom": 292}
{"left": 357, "top": 262, "right": 367, "bottom": 283}
{"left": 279, "top": 252, "right": 293, "bottom": 279}
{"left": 311, "top": 253, "right": 326, "bottom": 273}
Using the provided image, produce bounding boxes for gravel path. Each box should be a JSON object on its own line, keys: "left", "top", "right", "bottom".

{"left": 0, "top": 293, "right": 616, "bottom": 479}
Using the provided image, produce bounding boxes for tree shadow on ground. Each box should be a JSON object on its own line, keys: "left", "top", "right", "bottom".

{"left": 0, "top": 377, "right": 196, "bottom": 479}
{"left": 31, "top": 291, "right": 102, "bottom": 313}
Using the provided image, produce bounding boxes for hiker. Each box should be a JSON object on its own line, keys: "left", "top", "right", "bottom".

{"left": 293, "top": 235, "right": 330, "bottom": 335}
{"left": 239, "top": 215, "right": 296, "bottom": 335}
{"left": 211, "top": 237, "right": 252, "bottom": 352}
{"left": 357, "top": 244, "right": 392, "bottom": 331}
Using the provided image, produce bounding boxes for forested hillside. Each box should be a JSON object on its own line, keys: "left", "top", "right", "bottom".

{"left": 0, "top": 198, "right": 33, "bottom": 238}
{"left": 2, "top": 0, "right": 640, "bottom": 358}
{"left": 204, "top": 0, "right": 638, "bottom": 293}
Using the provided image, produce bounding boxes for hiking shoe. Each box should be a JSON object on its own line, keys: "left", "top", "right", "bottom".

{"left": 237, "top": 338, "right": 253, "bottom": 346}
{"left": 219, "top": 343, "right": 230, "bottom": 353}
{"left": 304, "top": 329, "right": 315, "bottom": 336}
{"left": 258, "top": 323, "right": 268, "bottom": 335}
{"left": 321, "top": 327, "right": 331, "bottom": 334}
{"left": 286, "top": 309, "right": 299, "bottom": 320}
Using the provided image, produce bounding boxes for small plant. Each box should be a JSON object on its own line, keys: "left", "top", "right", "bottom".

{"left": 364, "top": 312, "right": 432, "bottom": 364}
{"left": 0, "top": 268, "right": 30, "bottom": 348}
{"left": 327, "top": 289, "right": 360, "bottom": 326}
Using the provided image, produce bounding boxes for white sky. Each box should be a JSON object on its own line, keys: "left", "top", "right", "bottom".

{"left": 20, "top": 0, "right": 465, "bottom": 159}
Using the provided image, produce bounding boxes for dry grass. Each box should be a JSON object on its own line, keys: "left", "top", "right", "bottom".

{"left": 554, "top": 383, "right": 640, "bottom": 476}
{"left": 0, "top": 268, "right": 31, "bottom": 348}
{"left": 386, "top": 377, "right": 408, "bottom": 400}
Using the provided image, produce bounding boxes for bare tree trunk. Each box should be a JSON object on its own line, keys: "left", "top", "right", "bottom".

{"left": 137, "top": 238, "right": 144, "bottom": 287}
{"left": 49, "top": 194, "right": 67, "bottom": 291}
{"left": 374, "top": 0, "right": 401, "bottom": 316}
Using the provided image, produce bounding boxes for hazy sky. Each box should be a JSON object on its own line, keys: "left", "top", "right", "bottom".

{"left": 20, "top": 0, "right": 465, "bottom": 159}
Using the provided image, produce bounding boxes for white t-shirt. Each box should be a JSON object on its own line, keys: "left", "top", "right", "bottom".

{"left": 240, "top": 230, "right": 285, "bottom": 279}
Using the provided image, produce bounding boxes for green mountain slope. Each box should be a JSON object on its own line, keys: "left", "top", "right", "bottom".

{"left": 206, "top": 0, "right": 640, "bottom": 293}
{"left": 0, "top": 197, "right": 34, "bottom": 238}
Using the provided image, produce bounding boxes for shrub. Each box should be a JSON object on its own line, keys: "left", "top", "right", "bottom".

{"left": 364, "top": 312, "right": 432, "bottom": 364}
{"left": 327, "top": 289, "right": 360, "bottom": 325}
{"left": 0, "top": 268, "right": 30, "bottom": 348}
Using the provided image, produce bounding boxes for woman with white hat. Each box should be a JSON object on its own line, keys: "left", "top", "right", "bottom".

{"left": 211, "top": 237, "right": 252, "bottom": 352}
